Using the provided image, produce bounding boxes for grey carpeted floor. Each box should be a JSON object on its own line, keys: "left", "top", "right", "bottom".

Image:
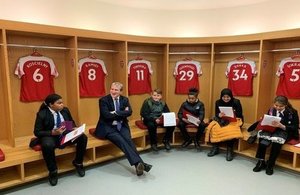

{"left": 2, "top": 147, "right": 300, "bottom": 195}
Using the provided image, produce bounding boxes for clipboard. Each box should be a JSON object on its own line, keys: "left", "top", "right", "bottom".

{"left": 60, "top": 124, "right": 86, "bottom": 145}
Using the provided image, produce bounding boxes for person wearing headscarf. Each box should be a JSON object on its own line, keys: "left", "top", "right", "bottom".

{"left": 207, "top": 88, "right": 243, "bottom": 161}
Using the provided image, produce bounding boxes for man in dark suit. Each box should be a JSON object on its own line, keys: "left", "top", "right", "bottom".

{"left": 95, "top": 82, "right": 152, "bottom": 176}
{"left": 34, "top": 94, "right": 87, "bottom": 186}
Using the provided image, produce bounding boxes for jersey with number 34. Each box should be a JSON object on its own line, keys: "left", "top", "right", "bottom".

{"left": 174, "top": 60, "right": 202, "bottom": 94}
{"left": 226, "top": 59, "right": 257, "bottom": 96}
{"left": 14, "top": 55, "right": 58, "bottom": 102}
{"left": 276, "top": 57, "right": 300, "bottom": 99}
{"left": 78, "top": 57, "right": 107, "bottom": 97}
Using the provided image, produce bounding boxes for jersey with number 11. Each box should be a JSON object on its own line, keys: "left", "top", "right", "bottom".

{"left": 174, "top": 60, "right": 202, "bottom": 94}
{"left": 226, "top": 59, "right": 256, "bottom": 96}
{"left": 14, "top": 55, "right": 59, "bottom": 102}
{"left": 276, "top": 57, "right": 300, "bottom": 98}
{"left": 128, "top": 59, "right": 153, "bottom": 95}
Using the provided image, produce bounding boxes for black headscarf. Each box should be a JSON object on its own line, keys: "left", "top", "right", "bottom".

{"left": 219, "top": 88, "right": 234, "bottom": 106}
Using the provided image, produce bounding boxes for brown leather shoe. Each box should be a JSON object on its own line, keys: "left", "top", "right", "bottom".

{"left": 135, "top": 162, "right": 144, "bottom": 176}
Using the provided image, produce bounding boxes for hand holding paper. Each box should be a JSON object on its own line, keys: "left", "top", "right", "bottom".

{"left": 219, "top": 107, "right": 234, "bottom": 118}
{"left": 186, "top": 114, "right": 200, "bottom": 126}
{"left": 60, "top": 124, "right": 86, "bottom": 145}
{"left": 260, "top": 114, "right": 281, "bottom": 126}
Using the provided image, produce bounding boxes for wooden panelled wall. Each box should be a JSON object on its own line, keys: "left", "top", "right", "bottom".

{"left": 1, "top": 20, "right": 300, "bottom": 148}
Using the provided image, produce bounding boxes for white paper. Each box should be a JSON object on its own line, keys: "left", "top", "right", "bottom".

{"left": 61, "top": 124, "right": 85, "bottom": 145}
{"left": 162, "top": 112, "right": 176, "bottom": 126}
{"left": 260, "top": 114, "right": 281, "bottom": 126}
{"left": 186, "top": 114, "right": 200, "bottom": 126}
{"left": 219, "top": 106, "right": 234, "bottom": 118}
{"left": 294, "top": 143, "right": 300, "bottom": 147}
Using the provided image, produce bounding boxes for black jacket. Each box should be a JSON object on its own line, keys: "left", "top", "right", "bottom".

{"left": 34, "top": 107, "right": 75, "bottom": 138}
{"left": 178, "top": 99, "right": 205, "bottom": 122}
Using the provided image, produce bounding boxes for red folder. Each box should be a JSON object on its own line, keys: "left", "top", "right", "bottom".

{"left": 0, "top": 148, "right": 5, "bottom": 162}
{"left": 222, "top": 116, "right": 237, "bottom": 122}
{"left": 256, "top": 121, "right": 276, "bottom": 133}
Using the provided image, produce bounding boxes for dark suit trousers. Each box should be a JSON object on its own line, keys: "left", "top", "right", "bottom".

{"left": 143, "top": 120, "right": 175, "bottom": 145}
{"left": 255, "top": 138, "right": 282, "bottom": 167}
{"left": 40, "top": 134, "right": 87, "bottom": 172}
{"left": 106, "top": 126, "right": 142, "bottom": 166}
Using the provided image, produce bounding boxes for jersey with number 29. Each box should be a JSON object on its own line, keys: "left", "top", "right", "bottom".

{"left": 78, "top": 57, "right": 107, "bottom": 97}
{"left": 14, "top": 55, "right": 58, "bottom": 102}
{"left": 226, "top": 59, "right": 256, "bottom": 96}
{"left": 128, "top": 59, "right": 153, "bottom": 95}
{"left": 174, "top": 60, "right": 202, "bottom": 94}
{"left": 276, "top": 57, "right": 300, "bottom": 98}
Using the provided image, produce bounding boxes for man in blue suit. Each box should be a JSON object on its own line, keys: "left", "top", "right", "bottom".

{"left": 95, "top": 82, "right": 152, "bottom": 176}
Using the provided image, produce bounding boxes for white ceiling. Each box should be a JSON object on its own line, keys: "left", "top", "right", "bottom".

{"left": 94, "top": 0, "right": 270, "bottom": 10}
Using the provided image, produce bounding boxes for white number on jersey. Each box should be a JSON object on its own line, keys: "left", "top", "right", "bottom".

{"left": 232, "top": 69, "right": 248, "bottom": 81}
{"left": 179, "top": 70, "right": 194, "bottom": 81}
{"left": 33, "top": 68, "right": 43, "bottom": 82}
{"left": 136, "top": 70, "right": 145, "bottom": 81}
{"left": 290, "top": 69, "right": 300, "bottom": 82}
{"left": 88, "top": 68, "right": 96, "bottom": 81}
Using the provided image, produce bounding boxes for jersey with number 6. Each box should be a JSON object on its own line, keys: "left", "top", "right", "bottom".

{"left": 78, "top": 57, "right": 107, "bottom": 97}
{"left": 14, "top": 55, "right": 58, "bottom": 102}
{"left": 128, "top": 59, "right": 153, "bottom": 95}
{"left": 226, "top": 59, "right": 257, "bottom": 96}
{"left": 174, "top": 60, "right": 202, "bottom": 94}
{"left": 276, "top": 57, "right": 300, "bottom": 98}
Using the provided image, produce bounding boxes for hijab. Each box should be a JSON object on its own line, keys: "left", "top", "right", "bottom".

{"left": 219, "top": 88, "right": 234, "bottom": 106}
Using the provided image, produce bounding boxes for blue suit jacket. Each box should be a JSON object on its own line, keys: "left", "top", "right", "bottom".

{"left": 95, "top": 95, "right": 132, "bottom": 138}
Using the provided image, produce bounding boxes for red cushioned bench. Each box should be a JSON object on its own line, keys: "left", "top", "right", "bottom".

{"left": 0, "top": 148, "right": 5, "bottom": 161}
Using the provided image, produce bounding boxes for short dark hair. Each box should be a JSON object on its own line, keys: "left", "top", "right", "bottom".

{"left": 188, "top": 87, "right": 199, "bottom": 96}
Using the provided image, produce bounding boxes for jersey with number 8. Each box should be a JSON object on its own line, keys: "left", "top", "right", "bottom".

{"left": 14, "top": 55, "right": 58, "bottom": 102}
{"left": 78, "top": 57, "right": 107, "bottom": 97}
{"left": 174, "top": 60, "right": 202, "bottom": 94}
{"left": 276, "top": 57, "right": 300, "bottom": 98}
{"left": 226, "top": 59, "right": 256, "bottom": 96}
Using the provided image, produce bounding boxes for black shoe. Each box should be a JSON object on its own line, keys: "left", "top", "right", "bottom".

{"left": 151, "top": 144, "right": 159, "bottom": 151}
{"left": 207, "top": 146, "right": 219, "bottom": 157}
{"left": 253, "top": 160, "right": 266, "bottom": 172}
{"left": 266, "top": 166, "right": 274, "bottom": 175}
{"left": 194, "top": 139, "right": 201, "bottom": 150}
{"left": 226, "top": 147, "right": 234, "bottom": 161}
{"left": 163, "top": 140, "right": 171, "bottom": 150}
{"left": 143, "top": 163, "right": 153, "bottom": 172}
{"left": 266, "top": 161, "right": 274, "bottom": 175}
{"left": 135, "top": 162, "right": 144, "bottom": 176}
{"left": 181, "top": 139, "right": 193, "bottom": 148}
{"left": 72, "top": 160, "right": 85, "bottom": 177}
{"left": 48, "top": 170, "right": 58, "bottom": 186}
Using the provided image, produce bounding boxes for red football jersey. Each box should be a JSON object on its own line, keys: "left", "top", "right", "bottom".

{"left": 78, "top": 57, "right": 107, "bottom": 97}
{"left": 14, "top": 55, "right": 58, "bottom": 102}
{"left": 128, "top": 59, "right": 153, "bottom": 95}
{"left": 276, "top": 57, "right": 300, "bottom": 98}
{"left": 226, "top": 59, "right": 257, "bottom": 96}
{"left": 174, "top": 60, "right": 202, "bottom": 94}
